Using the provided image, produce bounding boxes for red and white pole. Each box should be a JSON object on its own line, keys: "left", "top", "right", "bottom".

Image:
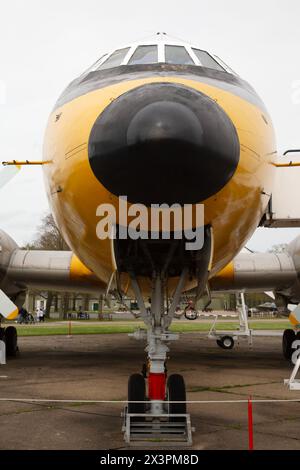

{"left": 248, "top": 396, "right": 254, "bottom": 450}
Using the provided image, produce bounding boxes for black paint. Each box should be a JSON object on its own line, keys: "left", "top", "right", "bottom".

{"left": 88, "top": 83, "right": 240, "bottom": 205}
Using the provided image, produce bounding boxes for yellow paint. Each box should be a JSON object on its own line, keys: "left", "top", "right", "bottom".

{"left": 208, "top": 226, "right": 214, "bottom": 272}
{"left": 209, "top": 262, "right": 235, "bottom": 289}
{"left": 43, "top": 74, "right": 276, "bottom": 294}
{"left": 273, "top": 162, "right": 300, "bottom": 167}
{"left": 2, "top": 161, "right": 51, "bottom": 166}
{"left": 289, "top": 313, "right": 299, "bottom": 326}
{"left": 70, "top": 254, "right": 100, "bottom": 284}
{"left": 6, "top": 308, "right": 19, "bottom": 320}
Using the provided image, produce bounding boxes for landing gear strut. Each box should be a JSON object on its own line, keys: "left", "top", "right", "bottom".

{"left": 123, "top": 270, "right": 193, "bottom": 446}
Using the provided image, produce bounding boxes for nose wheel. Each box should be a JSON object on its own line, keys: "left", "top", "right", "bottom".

{"left": 125, "top": 366, "right": 191, "bottom": 445}
{"left": 167, "top": 374, "right": 187, "bottom": 420}
{"left": 128, "top": 373, "right": 146, "bottom": 416}
{"left": 123, "top": 270, "right": 193, "bottom": 446}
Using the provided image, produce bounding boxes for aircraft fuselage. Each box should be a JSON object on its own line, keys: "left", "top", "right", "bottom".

{"left": 43, "top": 62, "right": 277, "bottom": 294}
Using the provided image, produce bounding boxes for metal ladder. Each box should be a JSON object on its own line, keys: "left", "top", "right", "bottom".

{"left": 122, "top": 407, "right": 193, "bottom": 446}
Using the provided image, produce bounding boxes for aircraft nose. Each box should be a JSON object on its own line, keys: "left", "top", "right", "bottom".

{"left": 88, "top": 83, "right": 240, "bottom": 205}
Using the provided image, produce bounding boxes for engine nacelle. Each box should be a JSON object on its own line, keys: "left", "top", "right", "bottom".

{"left": 0, "top": 229, "right": 26, "bottom": 307}
{"left": 280, "top": 236, "right": 300, "bottom": 304}
{"left": 213, "top": 235, "right": 300, "bottom": 305}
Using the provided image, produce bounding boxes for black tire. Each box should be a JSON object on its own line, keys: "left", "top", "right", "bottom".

{"left": 282, "top": 329, "right": 296, "bottom": 360}
{"left": 0, "top": 328, "right": 5, "bottom": 341}
{"left": 167, "top": 374, "right": 186, "bottom": 421}
{"left": 220, "top": 336, "right": 234, "bottom": 350}
{"left": 5, "top": 326, "right": 18, "bottom": 357}
{"left": 128, "top": 373, "right": 146, "bottom": 415}
{"left": 216, "top": 339, "right": 224, "bottom": 349}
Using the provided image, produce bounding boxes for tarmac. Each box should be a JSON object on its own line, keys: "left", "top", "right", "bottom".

{"left": 0, "top": 331, "right": 300, "bottom": 450}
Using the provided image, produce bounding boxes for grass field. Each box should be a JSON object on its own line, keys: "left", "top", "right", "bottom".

{"left": 7, "top": 320, "right": 291, "bottom": 336}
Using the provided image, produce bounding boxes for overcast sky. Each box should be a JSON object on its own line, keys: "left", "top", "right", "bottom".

{"left": 0, "top": 0, "right": 300, "bottom": 251}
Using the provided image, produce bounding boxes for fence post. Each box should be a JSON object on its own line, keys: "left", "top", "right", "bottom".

{"left": 67, "top": 320, "right": 72, "bottom": 338}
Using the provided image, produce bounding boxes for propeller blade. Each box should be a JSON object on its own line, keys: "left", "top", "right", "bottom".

{"left": 0, "top": 164, "right": 20, "bottom": 190}
{"left": 0, "top": 289, "right": 18, "bottom": 320}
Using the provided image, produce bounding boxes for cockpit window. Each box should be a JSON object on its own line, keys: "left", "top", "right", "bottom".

{"left": 97, "top": 47, "right": 130, "bottom": 70}
{"left": 79, "top": 36, "right": 236, "bottom": 78}
{"left": 192, "top": 49, "right": 225, "bottom": 72}
{"left": 165, "top": 45, "right": 194, "bottom": 65}
{"left": 128, "top": 45, "right": 158, "bottom": 65}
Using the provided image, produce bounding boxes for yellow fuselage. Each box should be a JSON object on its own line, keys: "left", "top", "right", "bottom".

{"left": 43, "top": 65, "right": 276, "bottom": 295}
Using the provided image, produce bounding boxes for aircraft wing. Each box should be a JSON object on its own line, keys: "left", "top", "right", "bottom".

{"left": 0, "top": 229, "right": 105, "bottom": 314}
{"left": 209, "top": 233, "right": 300, "bottom": 306}
{"left": 0, "top": 289, "right": 19, "bottom": 319}
{"left": 6, "top": 249, "right": 105, "bottom": 295}
{"left": 3, "top": 244, "right": 300, "bottom": 306}
{"left": 210, "top": 251, "right": 297, "bottom": 294}
{"left": 0, "top": 164, "right": 21, "bottom": 189}
{"left": 1, "top": 224, "right": 300, "bottom": 317}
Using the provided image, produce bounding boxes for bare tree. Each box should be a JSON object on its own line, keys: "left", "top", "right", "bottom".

{"left": 23, "top": 213, "right": 69, "bottom": 251}
{"left": 23, "top": 213, "right": 70, "bottom": 318}
{"left": 268, "top": 243, "right": 288, "bottom": 254}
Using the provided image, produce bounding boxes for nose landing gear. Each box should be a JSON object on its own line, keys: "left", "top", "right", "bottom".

{"left": 122, "top": 270, "right": 193, "bottom": 446}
